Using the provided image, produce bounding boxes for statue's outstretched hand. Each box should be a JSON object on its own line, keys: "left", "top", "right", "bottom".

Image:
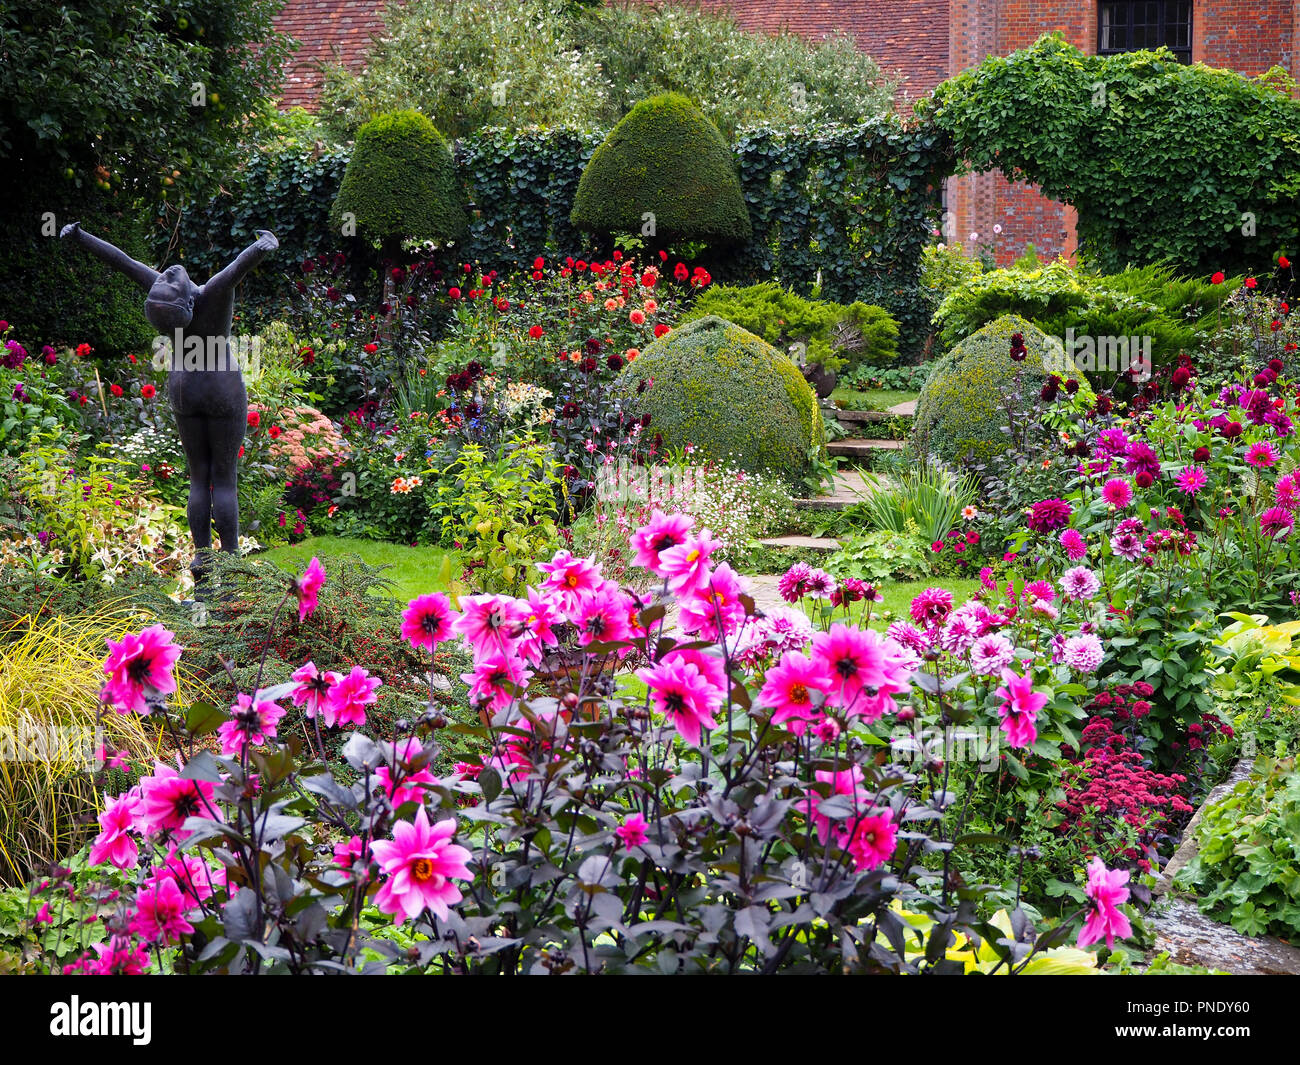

{"left": 60, "top": 221, "right": 82, "bottom": 239}
{"left": 254, "top": 230, "right": 278, "bottom": 252}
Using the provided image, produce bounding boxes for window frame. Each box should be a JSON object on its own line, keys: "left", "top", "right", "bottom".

{"left": 1097, "top": 1, "right": 1193, "bottom": 64}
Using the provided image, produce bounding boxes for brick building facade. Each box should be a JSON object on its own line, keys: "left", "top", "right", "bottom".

{"left": 270, "top": 1, "right": 1299, "bottom": 263}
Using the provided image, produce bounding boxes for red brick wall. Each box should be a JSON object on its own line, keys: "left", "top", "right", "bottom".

{"left": 671, "top": 0, "right": 950, "bottom": 102}
{"left": 272, "top": 0, "right": 392, "bottom": 110}
{"left": 1194, "top": 0, "right": 1298, "bottom": 74}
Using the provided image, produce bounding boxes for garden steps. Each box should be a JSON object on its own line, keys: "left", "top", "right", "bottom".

{"left": 834, "top": 401, "right": 915, "bottom": 425}
{"left": 757, "top": 535, "right": 840, "bottom": 553}
{"left": 793, "top": 469, "right": 875, "bottom": 512}
{"left": 827, "top": 437, "right": 905, "bottom": 459}
{"left": 1144, "top": 757, "right": 1300, "bottom": 975}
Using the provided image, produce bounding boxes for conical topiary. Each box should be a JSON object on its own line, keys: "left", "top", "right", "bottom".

{"left": 329, "top": 109, "right": 467, "bottom": 257}
{"left": 570, "top": 93, "right": 751, "bottom": 246}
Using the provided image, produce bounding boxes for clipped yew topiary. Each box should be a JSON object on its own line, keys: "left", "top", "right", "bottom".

{"left": 329, "top": 109, "right": 467, "bottom": 256}
{"left": 570, "top": 93, "right": 751, "bottom": 246}
{"left": 913, "top": 314, "right": 1094, "bottom": 465}
{"left": 614, "top": 315, "right": 823, "bottom": 485}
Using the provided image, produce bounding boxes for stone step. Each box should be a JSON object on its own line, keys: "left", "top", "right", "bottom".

{"left": 836, "top": 403, "right": 915, "bottom": 425}
{"left": 836, "top": 409, "right": 891, "bottom": 425}
{"left": 757, "top": 535, "right": 840, "bottom": 553}
{"left": 793, "top": 469, "right": 875, "bottom": 511}
{"left": 828, "top": 437, "right": 906, "bottom": 458}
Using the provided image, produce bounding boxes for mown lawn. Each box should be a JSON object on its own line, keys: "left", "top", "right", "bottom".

{"left": 830, "top": 387, "right": 919, "bottom": 412}
{"left": 258, "top": 538, "right": 981, "bottom": 639}
{"left": 257, "top": 536, "right": 458, "bottom": 603}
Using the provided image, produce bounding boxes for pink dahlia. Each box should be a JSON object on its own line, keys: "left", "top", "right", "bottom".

{"left": 1027, "top": 498, "right": 1073, "bottom": 533}
{"left": 635, "top": 654, "right": 724, "bottom": 747}
{"left": 1060, "top": 566, "right": 1102, "bottom": 602}
{"left": 129, "top": 878, "right": 194, "bottom": 945}
{"left": 845, "top": 811, "right": 897, "bottom": 872}
{"left": 370, "top": 805, "right": 473, "bottom": 923}
{"left": 295, "top": 556, "right": 326, "bottom": 621}
{"left": 376, "top": 737, "right": 440, "bottom": 808}
{"left": 324, "top": 665, "right": 382, "bottom": 728}
{"left": 102, "top": 624, "right": 182, "bottom": 715}
{"left": 657, "top": 529, "right": 723, "bottom": 594}
{"left": 536, "top": 549, "right": 604, "bottom": 613}
{"left": 1025, "top": 580, "right": 1055, "bottom": 603}
{"left": 1175, "top": 465, "right": 1208, "bottom": 496}
{"left": 1059, "top": 528, "right": 1087, "bottom": 560}
{"left": 616, "top": 813, "right": 650, "bottom": 849}
{"left": 89, "top": 936, "right": 151, "bottom": 975}
{"left": 143, "top": 845, "right": 217, "bottom": 907}
{"left": 1260, "top": 505, "right": 1295, "bottom": 540}
{"left": 969, "top": 634, "right": 1015, "bottom": 677}
{"left": 515, "top": 586, "right": 561, "bottom": 665}
{"left": 759, "top": 650, "right": 832, "bottom": 735}
{"left": 810, "top": 623, "right": 912, "bottom": 721}
{"left": 629, "top": 510, "right": 694, "bottom": 574}
{"left": 401, "top": 592, "right": 457, "bottom": 651}
{"left": 778, "top": 561, "right": 812, "bottom": 603}
{"left": 573, "top": 585, "right": 633, "bottom": 647}
{"left": 1062, "top": 633, "right": 1104, "bottom": 673}
{"left": 679, "top": 562, "right": 748, "bottom": 641}
{"left": 1100, "top": 478, "right": 1133, "bottom": 508}
{"left": 334, "top": 835, "right": 366, "bottom": 879}
{"left": 1110, "top": 530, "right": 1144, "bottom": 561}
{"left": 1276, "top": 473, "right": 1299, "bottom": 511}
{"left": 290, "top": 661, "right": 340, "bottom": 719}
{"left": 88, "top": 793, "right": 141, "bottom": 869}
{"left": 452, "top": 594, "right": 526, "bottom": 658}
{"left": 461, "top": 650, "right": 533, "bottom": 712}
{"left": 1245, "top": 441, "right": 1278, "bottom": 468}
{"left": 217, "top": 693, "right": 284, "bottom": 757}
{"left": 909, "top": 587, "right": 953, "bottom": 628}
{"left": 811, "top": 766, "right": 864, "bottom": 845}
{"left": 137, "top": 761, "right": 220, "bottom": 839}
{"left": 1076, "top": 856, "right": 1132, "bottom": 949}
{"left": 994, "top": 668, "right": 1047, "bottom": 749}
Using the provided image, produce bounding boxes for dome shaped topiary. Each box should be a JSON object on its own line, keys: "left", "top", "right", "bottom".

{"left": 614, "top": 315, "right": 823, "bottom": 486}
{"left": 570, "top": 93, "right": 751, "bottom": 246}
{"left": 329, "top": 110, "right": 467, "bottom": 254}
{"left": 913, "top": 314, "right": 1094, "bottom": 466}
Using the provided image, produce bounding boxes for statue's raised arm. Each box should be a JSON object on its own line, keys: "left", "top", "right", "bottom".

{"left": 59, "top": 221, "right": 160, "bottom": 291}
{"left": 205, "top": 230, "right": 279, "bottom": 295}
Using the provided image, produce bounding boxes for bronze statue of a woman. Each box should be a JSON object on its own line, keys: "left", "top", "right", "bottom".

{"left": 61, "top": 223, "right": 278, "bottom": 588}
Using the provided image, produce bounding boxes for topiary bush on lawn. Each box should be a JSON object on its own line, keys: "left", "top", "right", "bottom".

{"left": 570, "top": 93, "right": 751, "bottom": 248}
{"left": 913, "top": 314, "right": 1093, "bottom": 466}
{"left": 615, "top": 315, "right": 823, "bottom": 486}
{"left": 329, "top": 110, "right": 467, "bottom": 257}
{"left": 682, "top": 281, "right": 899, "bottom": 371}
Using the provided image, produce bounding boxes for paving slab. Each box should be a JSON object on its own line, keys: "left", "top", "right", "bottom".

{"left": 757, "top": 535, "right": 840, "bottom": 552}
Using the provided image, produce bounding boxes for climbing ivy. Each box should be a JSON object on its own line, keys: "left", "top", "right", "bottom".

{"left": 928, "top": 34, "right": 1300, "bottom": 275}
{"left": 455, "top": 127, "right": 603, "bottom": 275}
{"left": 716, "top": 119, "right": 949, "bottom": 355}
